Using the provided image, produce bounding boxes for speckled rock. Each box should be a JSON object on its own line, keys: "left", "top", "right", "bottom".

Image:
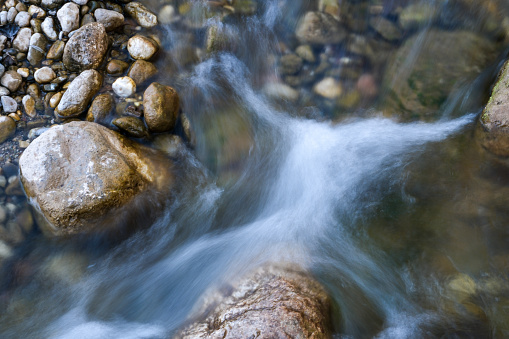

{"left": 176, "top": 265, "right": 332, "bottom": 339}
{"left": 63, "top": 22, "right": 109, "bottom": 71}
{"left": 19, "top": 121, "right": 175, "bottom": 235}
{"left": 27, "top": 33, "right": 47, "bottom": 66}
{"left": 56, "top": 69, "right": 102, "bottom": 117}
{"left": 12, "top": 27, "right": 32, "bottom": 52}
{"left": 41, "top": 16, "right": 58, "bottom": 40}
{"left": 143, "top": 82, "right": 180, "bottom": 133}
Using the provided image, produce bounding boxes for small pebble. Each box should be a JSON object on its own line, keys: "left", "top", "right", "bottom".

{"left": 112, "top": 76, "right": 136, "bottom": 97}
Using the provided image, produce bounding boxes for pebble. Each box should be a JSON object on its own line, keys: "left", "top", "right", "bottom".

{"left": 13, "top": 27, "right": 32, "bottom": 53}
{"left": 28, "top": 5, "right": 46, "bottom": 19}
{"left": 158, "top": 5, "right": 178, "bottom": 25}
{"left": 14, "top": 11, "right": 30, "bottom": 27}
{"left": 57, "top": 2, "right": 80, "bottom": 33}
{"left": 112, "top": 76, "right": 136, "bottom": 97}
{"left": 41, "top": 17, "right": 58, "bottom": 41}
{"left": 0, "top": 116, "right": 16, "bottom": 144}
{"left": 0, "top": 12, "right": 6, "bottom": 26}
{"left": 1, "top": 96, "right": 17, "bottom": 113}
{"left": 22, "top": 95, "right": 36, "bottom": 118}
{"left": 27, "top": 33, "right": 47, "bottom": 66}
{"left": 56, "top": 69, "right": 102, "bottom": 117}
{"left": 49, "top": 92, "right": 62, "bottom": 108}
{"left": 313, "top": 77, "right": 343, "bottom": 99}
{"left": 94, "top": 8, "right": 124, "bottom": 31}
{"left": 46, "top": 40, "right": 65, "bottom": 60}
{"left": 0, "top": 87, "right": 9, "bottom": 96}
{"left": 106, "top": 59, "right": 129, "bottom": 75}
{"left": 127, "top": 60, "right": 157, "bottom": 86}
{"left": 1, "top": 71, "right": 23, "bottom": 92}
{"left": 112, "top": 116, "right": 147, "bottom": 138}
{"left": 0, "top": 64, "right": 4, "bottom": 79}
{"left": 127, "top": 35, "right": 158, "bottom": 60}
{"left": 7, "top": 7, "right": 17, "bottom": 23}
{"left": 0, "top": 177, "right": 5, "bottom": 188}
{"left": 125, "top": 2, "right": 158, "bottom": 28}
{"left": 34, "top": 67, "right": 56, "bottom": 84}
{"left": 86, "top": 93, "right": 113, "bottom": 123}
{"left": 17, "top": 68, "right": 30, "bottom": 78}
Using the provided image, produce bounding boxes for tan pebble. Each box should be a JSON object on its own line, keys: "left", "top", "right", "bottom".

{"left": 8, "top": 113, "right": 20, "bottom": 121}
{"left": 19, "top": 140, "right": 30, "bottom": 148}
{"left": 49, "top": 92, "right": 62, "bottom": 108}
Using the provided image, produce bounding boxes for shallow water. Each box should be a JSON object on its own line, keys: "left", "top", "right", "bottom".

{"left": 2, "top": 0, "right": 509, "bottom": 338}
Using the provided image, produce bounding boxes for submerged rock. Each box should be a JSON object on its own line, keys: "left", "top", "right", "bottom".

{"left": 381, "top": 29, "right": 498, "bottom": 120}
{"left": 295, "top": 11, "right": 346, "bottom": 45}
{"left": 477, "top": 60, "right": 509, "bottom": 157}
{"left": 143, "top": 82, "right": 180, "bottom": 133}
{"left": 176, "top": 265, "right": 332, "bottom": 338}
{"left": 19, "top": 121, "right": 175, "bottom": 235}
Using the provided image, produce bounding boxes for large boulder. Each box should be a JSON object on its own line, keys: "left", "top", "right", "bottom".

{"left": 19, "top": 121, "right": 175, "bottom": 235}
{"left": 381, "top": 29, "right": 498, "bottom": 120}
{"left": 176, "top": 265, "right": 332, "bottom": 339}
{"left": 62, "top": 23, "right": 109, "bottom": 71}
{"left": 477, "top": 60, "right": 509, "bottom": 157}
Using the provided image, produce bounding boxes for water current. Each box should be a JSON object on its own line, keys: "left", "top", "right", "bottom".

{"left": 2, "top": 0, "right": 509, "bottom": 338}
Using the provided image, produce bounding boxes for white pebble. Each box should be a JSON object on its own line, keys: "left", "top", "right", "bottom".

{"left": 112, "top": 77, "right": 136, "bottom": 97}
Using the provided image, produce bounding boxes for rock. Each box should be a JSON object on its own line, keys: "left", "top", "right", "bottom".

{"left": 41, "top": 17, "right": 58, "bottom": 40}
{"left": 0, "top": 64, "right": 4, "bottom": 80}
{"left": 56, "top": 2, "right": 80, "bottom": 33}
{"left": 295, "top": 44, "right": 316, "bottom": 63}
{"left": 7, "top": 7, "right": 17, "bottom": 23}
{"left": 0, "top": 116, "right": 16, "bottom": 143}
{"left": 127, "top": 60, "right": 157, "bottom": 86}
{"left": 86, "top": 93, "right": 113, "bottom": 124}
{"left": 124, "top": 2, "right": 157, "bottom": 28}
{"left": 81, "top": 13, "right": 95, "bottom": 26}
{"left": 0, "top": 87, "right": 9, "bottom": 96}
{"left": 94, "top": 8, "right": 124, "bottom": 31}
{"left": 314, "top": 77, "right": 342, "bottom": 99}
{"left": 1, "top": 96, "right": 17, "bottom": 113}
{"left": 41, "top": 0, "right": 65, "bottom": 10}
{"left": 34, "top": 67, "right": 56, "bottom": 83}
{"left": 72, "top": 0, "right": 88, "bottom": 5}
{"left": 127, "top": 35, "right": 158, "bottom": 60}
{"left": 22, "top": 95, "right": 36, "bottom": 118}
{"left": 263, "top": 82, "right": 299, "bottom": 102}
{"left": 381, "top": 29, "right": 498, "bottom": 120}
{"left": 17, "top": 68, "right": 29, "bottom": 78}
{"left": 399, "top": 3, "right": 437, "bottom": 31}
{"left": 63, "top": 23, "right": 109, "bottom": 71}
{"left": 1, "top": 71, "right": 22, "bottom": 92}
{"left": 13, "top": 27, "right": 32, "bottom": 52}
{"left": 112, "top": 76, "right": 136, "bottom": 97}
{"left": 14, "top": 11, "right": 30, "bottom": 27}
{"left": 106, "top": 60, "right": 129, "bottom": 76}
{"left": 56, "top": 69, "right": 102, "bottom": 118}
{"left": 19, "top": 121, "right": 174, "bottom": 234}
{"left": 49, "top": 91, "right": 62, "bottom": 108}
{"left": 158, "top": 5, "right": 177, "bottom": 25}
{"left": 176, "top": 265, "right": 332, "bottom": 339}
{"left": 28, "top": 5, "right": 46, "bottom": 19}
{"left": 280, "top": 54, "right": 303, "bottom": 75}
{"left": 477, "top": 60, "right": 509, "bottom": 156}
{"left": 370, "top": 16, "right": 402, "bottom": 41}
{"left": 143, "top": 82, "right": 180, "bottom": 133}
{"left": 27, "top": 33, "right": 47, "bottom": 66}
{"left": 295, "top": 12, "right": 346, "bottom": 45}
{"left": 356, "top": 74, "right": 378, "bottom": 99}
{"left": 46, "top": 40, "right": 65, "bottom": 60}
{"left": 152, "top": 134, "right": 186, "bottom": 157}
{"left": 112, "top": 116, "right": 148, "bottom": 138}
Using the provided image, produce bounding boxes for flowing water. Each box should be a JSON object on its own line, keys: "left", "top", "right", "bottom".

{"left": 2, "top": 0, "right": 509, "bottom": 338}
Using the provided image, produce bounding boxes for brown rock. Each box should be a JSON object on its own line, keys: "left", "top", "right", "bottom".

{"left": 106, "top": 60, "right": 130, "bottom": 76}
{"left": 46, "top": 40, "right": 65, "bottom": 60}
{"left": 127, "top": 60, "right": 157, "bottom": 86}
{"left": 62, "top": 22, "right": 109, "bottom": 71}
{"left": 86, "top": 93, "right": 114, "bottom": 124}
{"left": 296, "top": 12, "right": 346, "bottom": 45}
{"left": 19, "top": 121, "right": 175, "bottom": 235}
{"left": 176, "top": 265, "right": 332, "bottom": 339}
{"left": 143, "top": 82, "right": 179, "bottom": 133}
{"left": 0, "top": 116, "right": 16, "bottom": 143}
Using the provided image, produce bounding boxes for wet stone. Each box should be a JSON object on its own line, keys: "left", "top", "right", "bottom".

{"left": 112, "top": 76, "right": 136, "bottom": 97}
{"left": 13, "top": 27, "right": 32, "bottom": 53}
{"left": 295, "top": 12, "right": 346, "bottom": 45}
{"left": 46, "top": 40, "right": 65, "bottom": 60}
{"left": 1, "top": 71, "right": 22, "bottom": 93}
{"left": 63, "top": 22, "right": 109, "bottom": 71}
{"left": 280, "top": 54, "right": 303, "bottom": 75}
{"left": 86, "top": 93, "right": 113, "bottom": 124}
{"left": 143, "top": 82, "right": 180, "bottom": 133}
{"left": 56, "top": 2, "right": 80, "bottom": 33}
{"left": 124, "top": 2, "right": 158, "bottom": 28}
{"left": 56, "top": 69, "right": 102, "bottom": 117}
{"left": 112, "top": 116, "right": 147, "bottom": 138}
{"left": 27, "top": 33, "right": 47, "bottom": 66}
{"left": 34, "top": 67, "right": 56, "bottom": 83}
{"left": 127, "top": 59, "right": 157, "bottom": 86}
{"left": 0, "top": 87, "right": 9, "bottom": 96}
{"left": 370, "top": 16, "right": 403, "bottom": 41}
{"left": 22, "top": 95, "right": 36, "bottom": 117}
{"left": 94, "top": 8, "right": 124, "bottom": 31}
{"left": 42, "top": 83, "right": 58, "bottom": 92}
{"left": 0, "top": 117, "right": 16, "bottom": 144}
{"left": 106, "top": 59, "right": 129, "bottom": 75}
{"left": 127, "top": 35, "right": 158, "bottom": 60}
